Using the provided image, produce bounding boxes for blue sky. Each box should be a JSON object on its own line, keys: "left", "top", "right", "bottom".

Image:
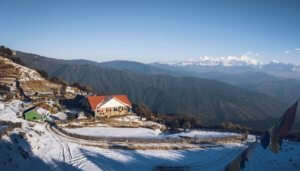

{"left": 0, "top": 0, "right": 300, "bottom": 63}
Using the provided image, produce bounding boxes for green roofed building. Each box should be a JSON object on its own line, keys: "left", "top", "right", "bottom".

{"left": 24, "top": 110, "right": 43, "bottom": 122}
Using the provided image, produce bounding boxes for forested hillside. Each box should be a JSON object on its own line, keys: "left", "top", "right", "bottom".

{"left": 15, "top": 51, "right": 290, "bottom": 130}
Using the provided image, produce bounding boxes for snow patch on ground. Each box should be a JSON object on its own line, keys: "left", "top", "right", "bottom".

{"left": 0, "top": 100, "right": 23, "bottom": 122}
{"left": 64, "top": 126, "right": 241, "bottom": 139}
{"left": 169, "top": 130, "right": 240, "bottom": 138}
{"left": 112, "top": 115, "right": 141, "bottom": 122}
{"left": 65, "top": 127, "right": 162, "bottom": 138}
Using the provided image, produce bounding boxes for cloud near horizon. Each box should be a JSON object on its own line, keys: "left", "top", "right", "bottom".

{"left": 284, "top": 49, "right": 300, "bottom": 55}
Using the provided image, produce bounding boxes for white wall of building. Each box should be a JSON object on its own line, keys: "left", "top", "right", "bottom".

{"left": 99, "top": 98, "right": 127, "bottom": 109}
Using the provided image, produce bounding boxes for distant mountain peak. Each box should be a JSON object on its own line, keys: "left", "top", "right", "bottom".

{"left": 161, "top": 55, "right": 261, "bottom": 67}
{"left": 158, "top": 56, "right": 300, "bottom": 72}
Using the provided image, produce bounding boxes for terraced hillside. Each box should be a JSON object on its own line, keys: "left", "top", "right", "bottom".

{"left": 0, "top": 55, "right": 81, "bottom": 100}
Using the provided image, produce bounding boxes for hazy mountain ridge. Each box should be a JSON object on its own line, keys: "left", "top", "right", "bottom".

{"left": 72, "top": 57, "right": 300, "bottom": 106}
{"left": 14, "top": 51, "right": 292, "bottom": 130}
{"left": 152, "top": 61, "right": 300, "bottom": 105}
{"left": 187, "top": 71, "right": 300, "bottom": 104}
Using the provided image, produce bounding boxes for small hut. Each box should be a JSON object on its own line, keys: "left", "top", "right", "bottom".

{"left": 24, "top": 110, "right": 43, "bottom": 122}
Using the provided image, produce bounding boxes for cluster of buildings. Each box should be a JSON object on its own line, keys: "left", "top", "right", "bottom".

{"left": 1, "top": 52, "right": 134, "bottom": 122}
{"left": 23, "top": 94, "right": 133, "bottom": 122}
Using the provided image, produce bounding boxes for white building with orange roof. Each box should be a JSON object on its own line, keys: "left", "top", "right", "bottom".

{"left": 87, "top": 95, "right": 133, "bottom": 118}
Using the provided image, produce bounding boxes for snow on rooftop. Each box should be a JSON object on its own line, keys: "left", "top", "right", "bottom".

{"left": 36, "top": 107, "right": 50, "bottom": 115}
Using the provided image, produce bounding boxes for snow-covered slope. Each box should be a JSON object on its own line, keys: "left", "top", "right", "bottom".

{"left": 1, "top": 101, "right": 300, "bottom": 171}
{"left": 64, "top": 127, "right": 240, "bottom": 139}
{"left": 244, "top": 141, "right": 300, "bottom": 171}
{"left": 65, "top": 127, "right": 162, "bottom": 138}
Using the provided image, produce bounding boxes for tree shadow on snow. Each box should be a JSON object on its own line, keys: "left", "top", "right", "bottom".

{"left": 78, "top": 146, "right": 241, "bottom": 171}
{"left": 0, "top": 132, "right": 80, "bottom": 171}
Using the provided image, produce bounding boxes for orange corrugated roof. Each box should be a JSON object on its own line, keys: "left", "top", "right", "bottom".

{"left": 114, "top": 95, "right": 132, "bottom": 107}
{"left": 87, "top": 95, "right": 132, "bottom": 111}
{"left": 87, "top": 96, "right": 105, "bottom": 111}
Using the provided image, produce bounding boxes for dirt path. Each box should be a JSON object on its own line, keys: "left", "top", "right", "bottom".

{"left": 46, "top": 123, "right": 245, "bottom": 150}
{"left": 47, "top": 123, "right": 198, "bottom": 150}
{"left": 46, "top": 123, "right": 74, "bottom": 170}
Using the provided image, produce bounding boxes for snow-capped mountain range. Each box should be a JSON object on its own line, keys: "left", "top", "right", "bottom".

{"left": 161, "top": 55, "right": 300, "bottom": 68}
{"left": 159, "top": 56, "right": 300, "bottom": 71}
{"left": 155, "top": 55, "right": 300, "bottom": 79}
{"left": 163, "top": 55, "right": 262, "bottom": 67}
